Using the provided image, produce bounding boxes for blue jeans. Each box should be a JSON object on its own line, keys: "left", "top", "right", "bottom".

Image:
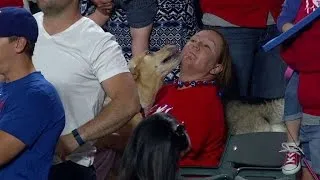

{"left": 283, "top": 72, "right": 302, "bottom": 121}
{"left": 205, "top": 25, "right": 287, "bottom": 100}
{"left": 300, "top": 118, "right": 320, "bottom": 175}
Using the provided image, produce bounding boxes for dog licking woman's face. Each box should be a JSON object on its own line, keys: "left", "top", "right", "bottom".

{"left": 180, "top": 30, "right": 224, "bottom": 81}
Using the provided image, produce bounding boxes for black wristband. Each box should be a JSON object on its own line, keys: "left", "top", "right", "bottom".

{"left": 72, "top": 129, "right": 85, "bottom": 146}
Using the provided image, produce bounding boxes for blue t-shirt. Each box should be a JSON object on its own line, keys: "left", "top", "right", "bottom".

{"left": 0, "top": 72, "right": 65, "bottom": 180}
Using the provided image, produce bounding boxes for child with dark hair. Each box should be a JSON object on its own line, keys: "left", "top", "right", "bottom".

{"left": 119, "top": 113, "right": 190, "bottom": 180}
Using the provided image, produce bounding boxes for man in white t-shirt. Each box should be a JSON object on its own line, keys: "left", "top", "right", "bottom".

{"left": 32, "top": 0, "right": 140, "bottom": 179}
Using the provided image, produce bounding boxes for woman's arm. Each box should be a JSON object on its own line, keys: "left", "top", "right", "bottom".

{"left": 123, "top": 0, "right": 157, "bottom": 56}
{"left": 88, "top": 10, "right": 111, "bottom": 27}
{"left": 85, "top": 0, "right": 113, "bottom": 27}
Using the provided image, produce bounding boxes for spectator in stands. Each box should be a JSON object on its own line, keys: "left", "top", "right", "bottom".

{"left": 148, "top": 29, "right": 231, "bottom": 167}
{"left": 119, "top": 113, "right": 190, "bottom": 180}
{"left": 0, "top": 7, "right": 65, "bottom": 179}
{"left": 32, "top": 0, "right": 140, "bottom": 179}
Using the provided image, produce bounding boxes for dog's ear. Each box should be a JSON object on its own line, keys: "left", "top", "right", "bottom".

{"left": 129, "top": 52, "right": 146, "bottom": 80}
{"left": 128, "top": 59, "right": 139, "bottom": 80}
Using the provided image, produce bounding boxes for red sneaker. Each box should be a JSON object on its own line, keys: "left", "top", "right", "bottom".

{"left": 280, "top": 142, "right": 302, "bottom": 175}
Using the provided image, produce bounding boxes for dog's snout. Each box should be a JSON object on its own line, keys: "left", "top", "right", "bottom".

{"left": 166, "top": 45, "right": 179, "bottom": 53}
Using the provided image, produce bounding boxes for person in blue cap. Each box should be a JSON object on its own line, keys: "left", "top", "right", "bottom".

{"left": 0, "top": 7, "right": 65, "bottom": 180}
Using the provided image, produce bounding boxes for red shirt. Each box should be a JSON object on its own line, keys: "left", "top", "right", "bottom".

{"left": 0, "top": 0, "right": 23, "bottom": 8}
{"left": 281, "top": 0, "right": 320, "bottom": 116}
{"left": 149, "top": 84, "right": 227, "bottom": 167}
{"left": 199, "top": 0, "right": 284, "bottom": 28}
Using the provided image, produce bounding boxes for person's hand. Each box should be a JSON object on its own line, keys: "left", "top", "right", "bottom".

{"left": 55, "top": 134, "right": 79, "bottom": 161}
{"left": 92, "top": 0, "right": 113, "bottom": 16}
{"left": 282, "top": 23, "right": 294, "bottom": 33}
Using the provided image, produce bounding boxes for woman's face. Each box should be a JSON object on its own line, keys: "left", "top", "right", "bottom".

{"left": 181, "top": 30, "right": 223, "bottom": 77}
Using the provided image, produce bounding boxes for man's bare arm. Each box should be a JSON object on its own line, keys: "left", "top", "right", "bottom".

{"left": 95, "top": 113, "right": 143, "bottom": 151}
{"left": 0, "top": 131, "right": 25, "bottom": 167}
{"left": 78, "top": 72, "right": 140, "bottom": 141}
{"left": 130, "top": 24, "right": 153, "bottom": 57}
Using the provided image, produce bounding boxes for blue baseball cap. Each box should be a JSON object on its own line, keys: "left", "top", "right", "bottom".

{"left": 0, "top": 7, "right": 38, "bottom": 43}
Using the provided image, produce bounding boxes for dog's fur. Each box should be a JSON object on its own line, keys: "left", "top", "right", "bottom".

{"left": 225, "top": 99, "right": 286, "bottom": 135}
{"left": 129, "top": 45, "right": 181, "bottom": 110}
{"left": 122, "top": 45, "right": 181, "bottom": 132}
{"left": 96, "top": 45, "right": 181, "bottom": 149}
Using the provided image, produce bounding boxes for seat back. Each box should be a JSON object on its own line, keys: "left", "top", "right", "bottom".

{"left": 225, "top": 132, "right": 286, "bottom": 167}
{"left": 179, "top": 134, "right": 235, "bottom": 178}
{"left": 179, "top": 132, "right": 296, "bottom": 180}
{"left": 226, "top": 132, "right": 296, "bottom": 180}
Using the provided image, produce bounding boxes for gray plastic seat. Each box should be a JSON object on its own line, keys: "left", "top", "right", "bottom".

{"left": 179, "top": 132, "right": 297, "bottom": 180}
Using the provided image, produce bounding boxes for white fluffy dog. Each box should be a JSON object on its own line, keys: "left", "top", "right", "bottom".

{"left": 225, "top": 99, "right": 286, "bottom": 135}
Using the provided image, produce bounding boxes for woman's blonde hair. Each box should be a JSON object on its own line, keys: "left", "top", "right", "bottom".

{"left": 209, "top": 29, "right": 232, "bottom": 88}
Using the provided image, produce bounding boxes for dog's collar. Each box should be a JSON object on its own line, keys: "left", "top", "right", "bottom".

{"left": 170, "top": 79, "right": 223, "bottom": 97}
{"left": 172, "top": 79, "right": 216, "bottom": 88}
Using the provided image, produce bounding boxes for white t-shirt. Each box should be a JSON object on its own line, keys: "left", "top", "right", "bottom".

{"left": 32, "top": 12, "right": 129, "bottom": 167}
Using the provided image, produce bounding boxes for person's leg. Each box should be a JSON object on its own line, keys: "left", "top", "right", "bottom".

{"left": 308, "top": 125, "right": 320, "bottom": 178}
{"left": 286, "top": 120, "right": 301, "bottom": 144}
{"left": 300, "top": 123, "right": 320, "bottom": 179}
{"left": 284, "top": 72, "right": 302, "bottom": 143}
{"left": 301, "top": 168, "right": 314, "bottom": 180}
{"left": 49, "top": 161, "right": 97, "bottom": 180}
{"left": 281, "top": 72, "right": 302, "bottom": 175}
{"left": 209, "top": 26, "right": 259, "bottom": 100}
{"left": 299, "top": 124, "right": 311, "bottom": 180}
{"left": 252, "top": 24, "right": 287, "bottom": 99}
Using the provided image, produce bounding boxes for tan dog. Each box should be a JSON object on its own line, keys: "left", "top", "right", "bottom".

{"left": 96, "top": 45, "right": 181, "bottom": 149}
{"left": 129, "top": 45, "right": 181, "bottom": 111}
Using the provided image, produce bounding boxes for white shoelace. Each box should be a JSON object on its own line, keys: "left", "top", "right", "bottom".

{"left": 279, "top": 143, "right": 304, "bottom": 164}
{"left": 279, "top": 143, "right": 303, "bottom": 153}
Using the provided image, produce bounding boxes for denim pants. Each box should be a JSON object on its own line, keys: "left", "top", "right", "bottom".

{"left": 283, "top": 71, "right": 302, "bottom": 121}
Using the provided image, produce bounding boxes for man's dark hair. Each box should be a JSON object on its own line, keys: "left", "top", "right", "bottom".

{"left": 8, "top": 36, "right": 35, "bottom": 58}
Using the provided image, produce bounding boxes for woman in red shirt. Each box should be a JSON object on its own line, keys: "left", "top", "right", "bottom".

{"left": 149, "top": 29, "right": 232, "bottom": 167}
{"left": 0, "top": 0, "right": 23, "bottom": 8}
